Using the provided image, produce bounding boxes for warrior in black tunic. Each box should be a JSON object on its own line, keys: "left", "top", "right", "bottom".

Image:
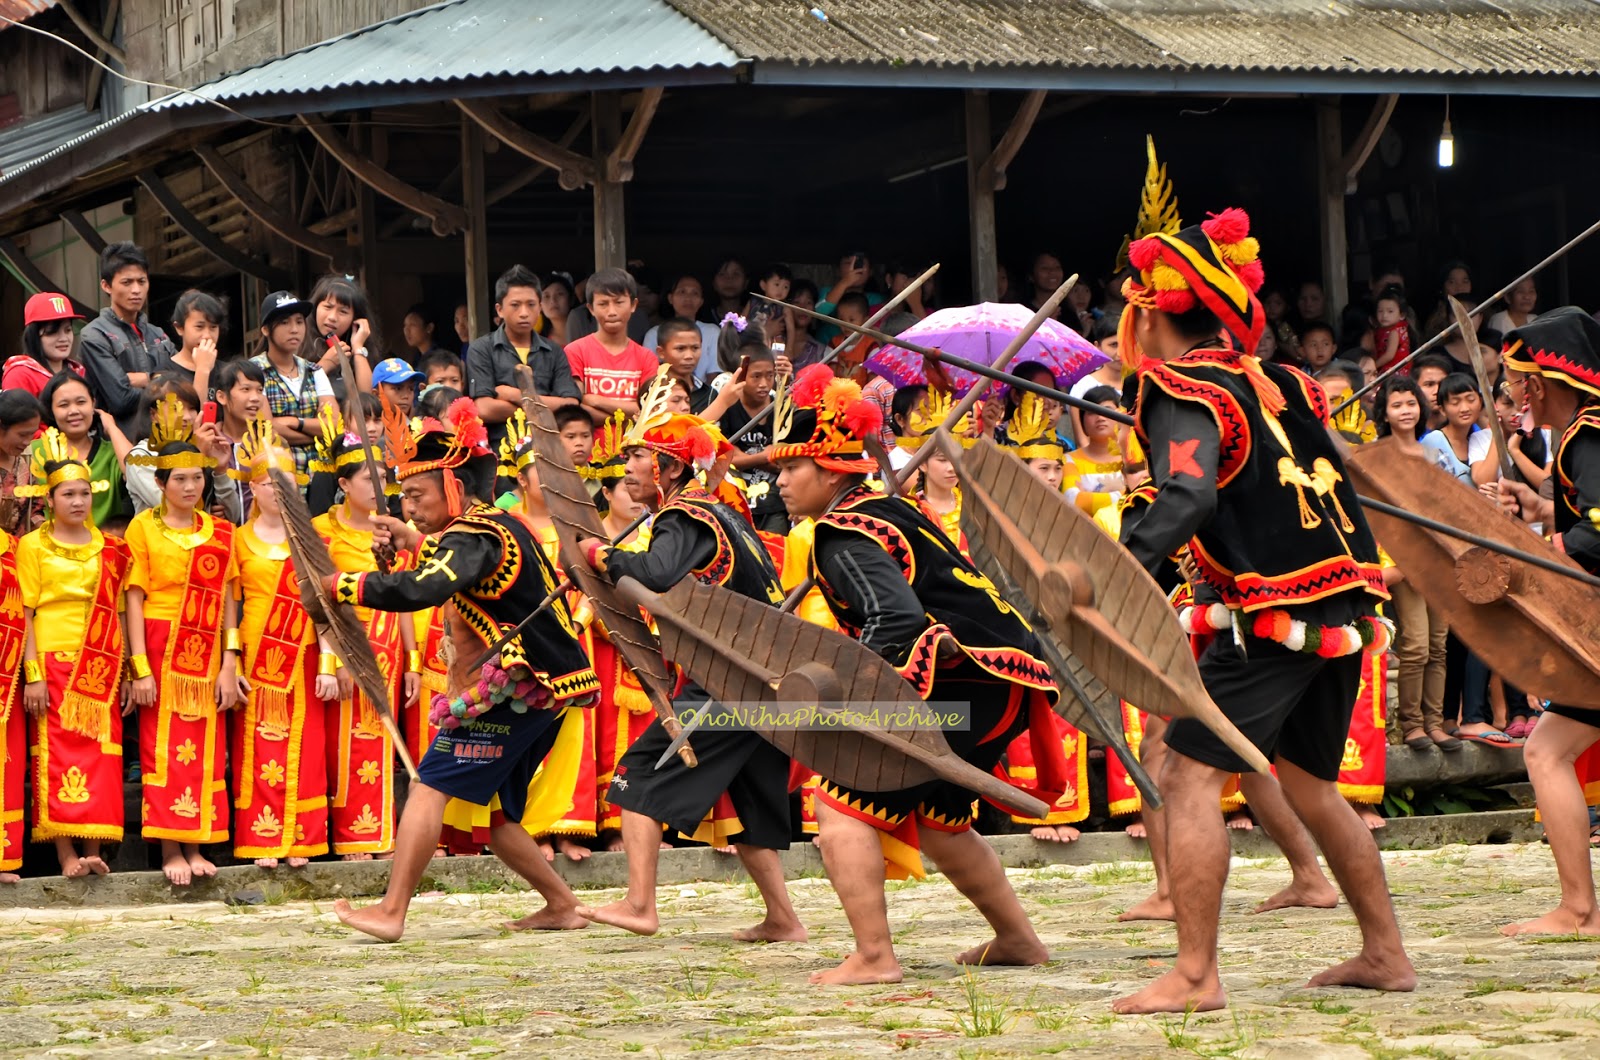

{"left": 1498, "top": 308, "right": 1600, "bottom": 938}
{"left": 326, "top": 400, "right": 601, "bottom": 943}
{"left": 1108, "top": 210, "right": 1414, "bottom": 1014}
{"left": 771, "top": 364, "right": 1066, "bottom": 986}
{"left": 573, "top": 403, "right": 806, "bottom": 944}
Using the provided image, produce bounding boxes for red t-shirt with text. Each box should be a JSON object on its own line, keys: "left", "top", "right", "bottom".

{"left": 564, "top": 334, "right": 659, "bottom": 402}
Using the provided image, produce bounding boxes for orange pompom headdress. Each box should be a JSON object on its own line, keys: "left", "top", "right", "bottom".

{"left": 1119, "top": 207, "right": 1266, "bottom": 371}
{"left": 770, "top": 363, "right": 884, "bottom": 473}
{"left": 396, "top": 397, "right": 494, "bottom": 517}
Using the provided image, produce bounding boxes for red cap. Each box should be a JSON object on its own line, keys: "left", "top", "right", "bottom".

{"left": 24, "top": 292, "right": 84, "bottom": 326}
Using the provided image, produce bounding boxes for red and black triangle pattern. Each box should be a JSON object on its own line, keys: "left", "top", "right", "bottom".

{"left": 820, "top": 509, "right": 915, "bottom": 580}
{"left": 1196, "top": 552, "right": 1387, "bottom": 611}
{"left": 1140, "top": 364, "right": 1252, "bottom": 487}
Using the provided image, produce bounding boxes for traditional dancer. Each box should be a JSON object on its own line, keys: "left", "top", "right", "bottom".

{"left": 574, "top": 398, "right": 805, "bottom": 943}
{"left": 19, "top": 430, "right": 130, "bottom": 877}
{"left": 311, "top": 407, "right": 421, "bottom": 859}
{"left": 0, "top": 518, "right": 26, "bottom": 882}
{"left": 124, "top": 396, "right": 244, "bottom": 885}
{"left": 773, "top": 364, "right": 1068, "bottom": 985}
{"left": 229, "top": 418, "right": 331, "bottom": 868}
{"left": 998, "top": 392, "right": 1089, "bottom": 842}
{"left": 1110, "top": 209, "right": 1413, "bottom": 1012}
{"left": 1496, "top": 307, "right": 1600, "bottom": 936}
{"left": 328, "top": 399, "right": 602, "bottom": 941}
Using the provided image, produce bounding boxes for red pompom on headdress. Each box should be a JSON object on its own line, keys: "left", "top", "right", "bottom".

{"left": 770, "top": 364, "right": 882, "bottom": 473}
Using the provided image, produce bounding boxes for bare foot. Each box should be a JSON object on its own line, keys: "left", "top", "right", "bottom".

{"left": 1029, "top": 824, "right": 1081, "bottom": 842}
{"left": 286, "top": 857, "right": 310, "bottom": 868}
{"left": 430, "top": 848, "right": 447, "bottom": 860}
{"left": 255, "top": 857, "right": 280, "bottom": 869}
{"left": 1124, "top": 817, "right": 1147, "bottom": 840}
{"left": 1354, "top": 805, "right": 1386, "bottom": 831}
{"left": 808, "top": 951, "right": 903, "bottom": 985}
{"left": 1118, "top": 893, "right": 1175, "bottom": 922}
{"left": 505, "top": 905, "right": 590, "bottom": 931}
{"left": 954, "top": 934, "right": 1049, "bottom": 966}
{"left": 59, "top": 854, "right": 87, "bottom": 879}
{"left": 1112, "top": 969, "right": 1227, "bottom": 1014}
{"left": 602, "top": 833, "right": 625, "bottom": 852}
{"left": 188, "top": 852, "right": 217, "bottom": 879}
{"left": 163, "top": 852, "right": 193, "bottom": 887}
{"left": 732, "top": 918, "right": 809, "bottom": 943}
{"left": 575, "top": 897, "right": 659, "bottom": 936}
{"left": 1501, "top": 905, "right": 1600, "bottom": 937}
{"left": 810, "top": 834, "right": 822, "bottom": 847}
{"left": 536, "top": 838, "right": 555, "bottom": 862}
{"left": 0, "top": 872, "right": 18, "bottom": 884}
{"left": 714, "top": 845, "right": 736, "bottom": 855}
{"left": 333, "top": 897, "right": 405, "bottom": 943}
{"left": 1306, "top": 951, "right": 1417, "bottom": 991}
{"left": 1225, "top": 811, "right": 1254, "bottom": 831}
{"left": 339, "top": 853, "right": 373, "bottom": 862}
{"left": 554, "top": 837, "right": 590, "bottom": 861}
{"left": 658, "top": 841, "right": 672, "bottom": 851}
{"left": 1253, "top": 880, "right": 1339, "bottom": 914}
{"left": 81, "top": 856, "right": 109, "bottom": 876}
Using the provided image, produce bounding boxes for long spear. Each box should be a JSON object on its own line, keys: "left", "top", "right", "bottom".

{"left": 1333, "top": 213, "right": 1600, "bottom": 417}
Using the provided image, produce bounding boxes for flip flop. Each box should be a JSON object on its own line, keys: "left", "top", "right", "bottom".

{"left": 1456, "top": 730, "right": 1520, "bottom": 747}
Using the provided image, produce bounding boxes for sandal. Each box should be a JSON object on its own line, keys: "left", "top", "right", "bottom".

{"left": 1504, "top": 718, "right": 1531, "bottom": 740}
{"left": 1456, "top": 729, "right": 1520, "bottom": 747}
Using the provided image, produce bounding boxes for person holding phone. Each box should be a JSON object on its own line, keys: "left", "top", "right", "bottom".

{"left": 310, "top": 275, "right": 375, "bottom": 402}
{"left": 815, "top": 251, "right": 884, "bottom": 344}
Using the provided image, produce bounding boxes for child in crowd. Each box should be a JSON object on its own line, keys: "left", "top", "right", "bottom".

{"left": 718, "top": 345, "right": 786, "bottom": 535}
{"left": 1373, "top": 286, "right": 1413, "bottom": 374}
{"left": 371, "top": 357, "right": 424, "bottom": 417}
{"left": 1064, "top": 386, "right": 1126, "bottom": 514}
{"left": 744, "top": 263, "right": 792, "bottom": 343}
{"left": 564, "top": 269, "right": 659, "bottom": 426}
{"left": 1298, "top": 321, "right": 1338, "bottom": 371}
{"left": 160, "top": 290, "right": 225, "bottom": 397}
{"left": 418, "top": 350, "right": 464, "bottom": 393}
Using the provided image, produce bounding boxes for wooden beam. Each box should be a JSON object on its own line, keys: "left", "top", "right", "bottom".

{"left": 1339, "top": 93, "right": 1398, "bottom": 193}
{"left": 137, "top": 171, "right": 289, "bottom": 284}
{"left": 194, "top": 144, "right": 351, "bottom": 268}
{"left": 455, "top": 100, "right": 597, "bottom": 191}
{"left": 55, "top": 0, "right": 126, "bottom": 66}
{"left": 1315, "top": 99, "right": 1349, "bottom": 321}
{"left": 486, "top": 112, "right": 591, "bottom": 206}
{"left": 965, "top": 90, "right": 998, "bottom": 303}
{"left": 356, "top": 124, "right": 380, "bottom": 294}
{"left": 82, "top": 0, "right": 121, "bottom": 111}
{"left": 461, "top": 116, "right": 491, "bottom": 341}
{"left": 59, "top": 209, "right": 106, "bottom": 254}
{"left": 979, "top": 89, "right": 1045, "bottom": 192}
{"left": 0, "top": 238, "right": 95, "bottom": 316}
{"left": 605, "top": 86, "right": 662, "bottom": 183}
{"left": 297, "top": 115, "right": 468, "bottom": 236}
{"left": 591, "top": 93, "right": 625, "bottom": 272}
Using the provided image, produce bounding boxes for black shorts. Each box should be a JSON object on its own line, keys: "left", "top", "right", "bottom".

{"left": 415, "top": 705, "right": 566, "bottom": 822}
{"left": 604, "top": 686, "right": 792, "bottom": 850}
{"left": 1164, "top": 630, "right": 1361, "bottom": 782}
{"left": 1546, "top": 704, "right": 1600, "bottom": 729}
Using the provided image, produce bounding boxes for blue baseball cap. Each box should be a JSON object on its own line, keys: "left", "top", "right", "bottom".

{"left": 372, "top": 357, "right": 425, "bottom": 387}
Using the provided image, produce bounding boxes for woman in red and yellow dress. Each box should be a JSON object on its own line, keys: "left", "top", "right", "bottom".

{"left": 0, "top": 520, "right": 28, "bottom": 883}
{"left": 124, "top": 397, "right": 244, "bottom": 886}
{"left": 311, "top": 412, "right": 421, "bottom": 860}
{"left": 18, "top": 429, "right": 130, "bottom": 877}
{"left": 229, "top": 418, "right": 331, "bottom": 867}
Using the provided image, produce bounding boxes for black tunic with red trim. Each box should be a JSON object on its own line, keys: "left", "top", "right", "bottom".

{"left": 602, "top": 482, "right": 785, "bottom": 605}
{"left": 1553, "top": 405, "right": 1600, "bottom": 574}
{"left": 343, "top": 503, "right": 599, "bottom": 700}
{"left": 1125, "top": 348, "right": 1386, "bottom": 616}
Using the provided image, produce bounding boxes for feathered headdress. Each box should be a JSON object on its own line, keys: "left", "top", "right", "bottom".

{"left": 396, "top": 397, "right": 493, "bottom": 519}
{"left": 898, "top": 387, "right": 974, "bottom": 451}
{"left": 583, "top": 409, "right": 630, "bottom": 483}
{"left": 126, "top": 393, "right": 216, "bottom": 471}
{"left": 622, "top": 364, "right": 676, "bottom": 450}
{"left": 308, "top": 403, "right": 386, "bottom": 477}
{"left": 1001, "top": 391, "right": 1064, "bottom": 463}
{"left": 497, "top": 407, "right": 536, "bottom": 480}
{"left": 18, "top": 427, "right": 104, "bottom": 497}
{"left": 771, "top": 363, "right": 884, "bottom": 473}
{"left": 1113, "top": 135, "right": 1182, "bottom": 274}
{"left": 228, "top": 415, "right": 304, "bottom": 484}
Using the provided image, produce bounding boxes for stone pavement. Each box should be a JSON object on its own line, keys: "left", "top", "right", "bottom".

{"left": 2, "top": 842, "right": 1596, "bottom": 1058}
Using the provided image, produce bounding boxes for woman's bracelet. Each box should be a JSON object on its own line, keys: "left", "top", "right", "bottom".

{"left": 317, "top": 654, "right": 340, "bottom": 677}
{"left": 23, "top": 658, "right": 43, "bottom": 685}
{"left": 129, "top": 654, "right": 153, "bottom": 680}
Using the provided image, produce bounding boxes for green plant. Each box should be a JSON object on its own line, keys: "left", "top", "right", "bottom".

{"left": 953, "top": 963, "right": 1014, "bottom": 1038}
{"left": 1383, "top": 782, "right": 1515, "bottom": 818}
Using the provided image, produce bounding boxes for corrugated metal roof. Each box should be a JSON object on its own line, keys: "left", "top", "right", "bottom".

{"left": 0, "top": 0, "right": 58, "bottom": 30}
{"left": 0, "top": 105, "right": 105, "bottom": 177}
{"left": 146, "top": 0, "right": 740, "bottom": 112}
{"left": 670, "top": 0, "right": 1600, "bottom": 78}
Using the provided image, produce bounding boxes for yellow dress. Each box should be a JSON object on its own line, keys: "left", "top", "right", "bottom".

{"left": 313, "top": 505, "right": 399, "bottom": 854}
{"left": 1063, "top": 449, "right": 1125, "bottom": 516}
{"left": 126, "top": 509, "right": 237, "bottom": 844}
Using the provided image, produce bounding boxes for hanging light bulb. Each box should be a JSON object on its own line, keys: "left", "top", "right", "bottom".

{"left": 1438, "top": 97, "right": 1454, "bottom": 168}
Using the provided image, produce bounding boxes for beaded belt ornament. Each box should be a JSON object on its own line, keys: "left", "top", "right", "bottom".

{"left": 1179, "top": 603, "right": 1394, "bottom": 658}
{"left": 430, "top": 662, "right": 554, "bottom": 730}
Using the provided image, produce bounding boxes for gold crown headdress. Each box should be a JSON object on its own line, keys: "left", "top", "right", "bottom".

{"left": 309, "top": 402, "right": 386, "bottom": 477}
{"left": 583, "top": 409, "right": 630, "bottom": 482}
{"left": 1114, "top": 135, "right": 1182, "bottom": 274}
{"left": 1002, "top": 391, "right": 1065, "bottom": 463}
{"left": 18, "top": 427, "right": 104, "bottom": 497}
{"left": 498, "top": 408, "right": 535, "bottom": 479}
{"left": 899, "top": 388, "right": 974, "bottom": 450}
{"left": 126, "top": 393, "right": 216, "bottom": 470}
{"left": 228, "top": 415, "right": 305, "bottom": 483}
{"left": 622, "top": 364, "right": 676, "bottom": 449}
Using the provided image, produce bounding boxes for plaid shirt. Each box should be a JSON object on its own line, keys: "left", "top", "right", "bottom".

{"left": 251, "top": 353, "right": 327, "bottom": 479}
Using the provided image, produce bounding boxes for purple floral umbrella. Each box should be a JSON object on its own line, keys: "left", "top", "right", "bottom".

{"left": 865, "top": 302, "right": 1108, "bottom": 398}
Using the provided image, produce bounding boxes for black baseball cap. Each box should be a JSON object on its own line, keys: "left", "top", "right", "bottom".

{"left": 260, "top": 290, "right": 313, "bottom": 327}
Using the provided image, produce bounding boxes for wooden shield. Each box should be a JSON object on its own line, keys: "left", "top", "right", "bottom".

{"left": 267, "top": 467, "right": 418, "bottom": 780}
{"left": 954, "top": 435, "right": 1271, "bottom": 774}
{"left": 1346, "top": 437, "right": 1600, "bottom": 707}
{"left": 614, "top": 575, "right": 1052, "bottom": 820}
{"left": 510, "top": 367, "right": 682, "bottom": 738}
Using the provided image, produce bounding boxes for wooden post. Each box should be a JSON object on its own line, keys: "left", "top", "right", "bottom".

{"left": 591, "top": 92, "right": 625, "bottom": 273}
{"left": 356, "top": 119, "right": 381, "bottom": 292}
{"left": 965, "top": 90, "right": 998, "bottom": 303}
{"left": 461, "top": 115, "right": 491, "bottom": 341}
{"left": 1316, "top": 98, "right": 1348, "bottom": 321}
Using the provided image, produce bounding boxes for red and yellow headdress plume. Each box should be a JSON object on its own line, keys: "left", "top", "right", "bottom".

{"left": 398, "top": 397, "right": 491, "bottom": 481}
{"left": 771, "top": 362, "right": 884, "bottom": 473}
{"left": 584, "top": 409, "right": 630, "bottom": 483}
{"left": 497, "top": 408, "right": 536, "bottom": 479}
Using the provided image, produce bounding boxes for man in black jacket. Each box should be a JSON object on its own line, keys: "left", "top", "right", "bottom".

{"left": 78, "top": 243, "right": 174, "bottom": 437}
{"left": 466, "top": 265, "right": 582, "bottom": 443}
